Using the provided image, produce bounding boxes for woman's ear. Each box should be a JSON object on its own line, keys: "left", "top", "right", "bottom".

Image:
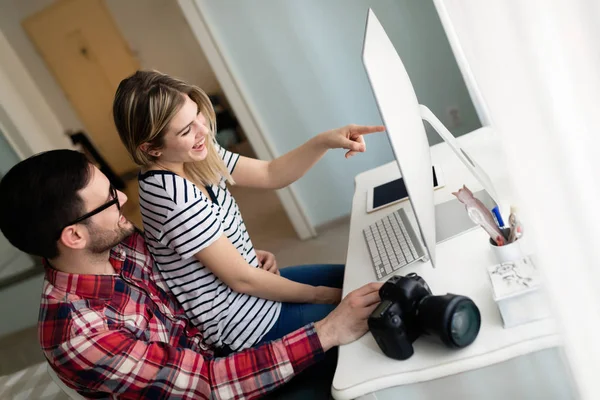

{"left": 140, "top": 143, "right": 161, "bottom": 158}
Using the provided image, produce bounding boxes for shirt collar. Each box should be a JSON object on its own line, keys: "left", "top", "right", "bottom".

{"left": 44, "top": 243, "right": 128, "bottom": 300}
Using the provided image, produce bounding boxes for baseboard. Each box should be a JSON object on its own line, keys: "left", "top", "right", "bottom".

{"left": 314, "top": 214, "right": 351, "bottom": 235}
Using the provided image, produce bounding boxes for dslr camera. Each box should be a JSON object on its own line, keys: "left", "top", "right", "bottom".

{"left": 368, "top": 273, "right": 481, "bottom": 360}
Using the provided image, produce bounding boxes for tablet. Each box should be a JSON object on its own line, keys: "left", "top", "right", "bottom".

{"left": 366, "top": 165, "right": 445, "bottom": 213}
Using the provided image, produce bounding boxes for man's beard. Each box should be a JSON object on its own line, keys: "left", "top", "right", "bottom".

{"left": 86, "top": 220, "right": 136, "bottom": 254}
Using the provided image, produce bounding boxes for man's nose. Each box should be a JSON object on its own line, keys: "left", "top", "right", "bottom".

{"left": 117, "top": 190, "right": 128, "bottom": 207}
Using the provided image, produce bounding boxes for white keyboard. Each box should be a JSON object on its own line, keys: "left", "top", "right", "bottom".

{"left": 363, "top": 208, "right": 425, "bottom": 279}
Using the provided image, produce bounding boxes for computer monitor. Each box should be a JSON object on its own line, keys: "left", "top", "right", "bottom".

{"left": 362, "top": 9, "right": 438, "bottom": 267}
{"left": 361, "top": 9, "right": 503, "bottom": 269}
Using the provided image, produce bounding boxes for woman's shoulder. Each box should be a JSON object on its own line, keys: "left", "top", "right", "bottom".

{"left": 139, "top": 169, "right": 209, "bottom": 208}
{"left": 213, "top": 140, "right": 240, "bottom": 173}
{"left": 139, "top": 169, "right": 180, "bottom": 183}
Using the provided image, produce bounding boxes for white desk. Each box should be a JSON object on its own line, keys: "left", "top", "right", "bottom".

{"left": 332, "top": 128, "right": 575, "bottom": 399}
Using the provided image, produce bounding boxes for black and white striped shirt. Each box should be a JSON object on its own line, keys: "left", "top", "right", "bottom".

{"left": 138, "top": 145, "right": 281, "bottom": 350}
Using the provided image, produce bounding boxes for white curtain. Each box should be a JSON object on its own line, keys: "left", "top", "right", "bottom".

{"left": 435, "top": 0, "right": 600, "bottom": 398}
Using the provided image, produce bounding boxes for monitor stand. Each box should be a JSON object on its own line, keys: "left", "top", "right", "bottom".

{"left": 435, "top": 189, "right": 494, "bottom": 243}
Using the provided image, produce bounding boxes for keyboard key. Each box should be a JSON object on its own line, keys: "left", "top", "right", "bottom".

{"left": 384, "top": 264, "right": 393, "bottom": 275}
{"left": 409, "top": 244, "right": 418, "bottom": 258}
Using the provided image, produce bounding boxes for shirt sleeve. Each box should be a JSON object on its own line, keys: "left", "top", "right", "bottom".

{"left": 159, "top": 198, "right": 223, "bottom": 259}
{"left": 215, "top": 141, "right": 240, "bottom": 175}
{"left": 47, "top": 319, "right": 325, "bottom": 399}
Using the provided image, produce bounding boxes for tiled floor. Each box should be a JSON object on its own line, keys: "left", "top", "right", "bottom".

{"left": 0, "top": 326, "right": 45, "bottom": 377}
{"left": 0, "top": 140, "right": 351, "bottom": 388}
{"left": 0, "top": 362, "right": 66, "bottom": 400}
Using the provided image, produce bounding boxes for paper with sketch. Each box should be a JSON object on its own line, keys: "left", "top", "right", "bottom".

{"left": 487, "top": 256, "right": 540, "bottom": 300}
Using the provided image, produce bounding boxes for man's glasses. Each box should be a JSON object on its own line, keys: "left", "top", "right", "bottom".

{"left": 60, "top": 185, "right": 121, "bottom": 233}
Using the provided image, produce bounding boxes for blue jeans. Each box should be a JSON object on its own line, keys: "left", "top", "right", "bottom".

{"left": 261, "top": 263, "right": 344, "bottom": 400}
{"left": 257, "top": 263, "right": 345, "bottom": 344}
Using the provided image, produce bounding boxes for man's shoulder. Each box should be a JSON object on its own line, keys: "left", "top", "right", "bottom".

{"left": 117, "top": 230, "right": 167, "bottom": 285}
{"left": 118, "top": 230, "right": 150, "bottom": 258}
{"left": 114, "top": 230, "right": 152, "bottom": 268}
{"left": 38, "top": 281, "right": 105, "bottom": 351}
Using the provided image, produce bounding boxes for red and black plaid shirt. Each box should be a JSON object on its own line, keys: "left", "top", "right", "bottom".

{"left": 39, "top": 231, "right": 324, "bottom": 399}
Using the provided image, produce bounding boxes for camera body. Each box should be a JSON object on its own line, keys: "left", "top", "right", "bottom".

{"left": 369, "top": 273, "right": 481, "bottom": 360}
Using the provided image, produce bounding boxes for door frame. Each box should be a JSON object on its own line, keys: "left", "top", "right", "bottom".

{"left": 177, "top": 1, "right": 317, "bottom": 240}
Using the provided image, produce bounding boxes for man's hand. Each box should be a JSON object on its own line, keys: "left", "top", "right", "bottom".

{"left": 314, "top": 282, "right": 383, "bottom": 351}
{"left": 256, "top": 249, "right": 279, "bottom": 275}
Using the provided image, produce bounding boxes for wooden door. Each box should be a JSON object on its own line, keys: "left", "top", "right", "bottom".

{"left": 23, "top": 0, "right": 138, "bottom": 175}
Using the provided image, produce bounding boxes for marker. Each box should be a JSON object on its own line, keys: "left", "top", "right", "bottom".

{"left": 491, "top": 206, "right": 505, "bottom": 229}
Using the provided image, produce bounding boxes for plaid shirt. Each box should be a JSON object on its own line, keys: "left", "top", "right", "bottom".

{"left": 39, "top": 231, "right": 324, "bottom": 399}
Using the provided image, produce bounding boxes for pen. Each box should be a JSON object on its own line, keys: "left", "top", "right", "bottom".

{"left": 507, "top": 206, "right": 523, "bottom": 243}
{"left": 491, "top": 206, "right": 505, "bottom": 229}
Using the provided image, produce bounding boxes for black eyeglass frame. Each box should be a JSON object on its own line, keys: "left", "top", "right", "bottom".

{"left": 59, "top": 185, "right": 121, "bottom": 233}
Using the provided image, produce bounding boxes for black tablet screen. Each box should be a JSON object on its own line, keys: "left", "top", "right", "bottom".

{"left": 373, "top": 167, "right": 438, "bottom": 208}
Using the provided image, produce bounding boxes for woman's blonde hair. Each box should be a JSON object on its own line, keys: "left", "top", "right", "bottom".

{"left": 113, "top": 70, "right": 232, "bottom": 187}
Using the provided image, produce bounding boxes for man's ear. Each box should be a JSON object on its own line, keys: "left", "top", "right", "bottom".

{"left": 59, "top": 225, "right": 87, "bottom": 251}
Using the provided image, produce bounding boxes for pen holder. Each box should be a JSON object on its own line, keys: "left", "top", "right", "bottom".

{"left": 489, "top": 228, "right": 523, "bottom": 263}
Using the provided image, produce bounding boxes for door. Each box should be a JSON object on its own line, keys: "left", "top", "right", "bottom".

{"left": 23, "top": 0, "right": 139, "bottom": 175}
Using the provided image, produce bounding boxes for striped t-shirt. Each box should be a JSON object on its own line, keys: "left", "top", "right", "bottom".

{"left": 138, "top": 144, "right": 281, "bottom": 351}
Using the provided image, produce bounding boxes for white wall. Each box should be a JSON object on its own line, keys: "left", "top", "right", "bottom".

{"left": 0, "top": 21, "right": 71, "bottom": 154}
{"left": 0, "top": 123, "right": 39, "bottom": 339}
{"left": 0, "top": 0, "right": 85, "bottom": 135}
{"left": 0, "top": 130, "right": 20, "bottom": 173}
{"left": 0, "top": 0, "right": 220, "bottom": 135}
{"left": 195, "top": 0, "right": 481, "bottom": 226}
{"left": 105, "top": 0, "right": 221, "bottom": 94}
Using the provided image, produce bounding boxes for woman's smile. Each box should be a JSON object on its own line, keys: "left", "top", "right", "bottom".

{"left": 192, "top": 137, "right": 206, "bottom": 152}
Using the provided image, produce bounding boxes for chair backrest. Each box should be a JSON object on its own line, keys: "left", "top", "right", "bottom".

{"left": 46, "top": 363, "right": 86, "bottom": 400}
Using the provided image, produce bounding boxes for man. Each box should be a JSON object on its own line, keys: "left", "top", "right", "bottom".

{"left": 0, "top": 150, "right": 382, "bottom": 399}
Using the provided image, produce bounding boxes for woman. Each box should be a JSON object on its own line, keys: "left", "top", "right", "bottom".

{"left": 113, "top": 70, "right": 384, "bottom": 351}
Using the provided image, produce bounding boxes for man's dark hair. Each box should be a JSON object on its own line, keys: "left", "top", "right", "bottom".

{"left": 0, "top": 150, "right": 91, "bottom": 259}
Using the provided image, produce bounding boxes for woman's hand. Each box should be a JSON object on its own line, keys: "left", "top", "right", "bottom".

{"left": 314, "top": 286, "right": 343, "bottom": 304}
{"left": 318, "top": 124, "right": 385, "bottom": 158}
{"left": 256, "top": 249, "right": 279, "bottom": 275}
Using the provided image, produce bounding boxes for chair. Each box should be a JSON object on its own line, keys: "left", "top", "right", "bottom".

{"left": 46, "top": 363, "right": 85, "bottom": 400}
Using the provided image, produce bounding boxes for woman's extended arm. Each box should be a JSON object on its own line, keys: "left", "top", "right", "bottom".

{"left": 231, "top": 124, "right": 384, "bottom": 189}
{"left": 194, "top": 235, "right": 341, "bottom": 304}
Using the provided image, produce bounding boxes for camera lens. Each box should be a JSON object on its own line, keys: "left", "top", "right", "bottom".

{"left": 417, "top": 294, "right": 481, "bottom": 348}
{"left": 449, "top": 300, "right": 480, "bottom": 347}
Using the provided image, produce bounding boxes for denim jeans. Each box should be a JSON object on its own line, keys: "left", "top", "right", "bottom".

{"left": 257, "top": 263, "right": 345, "bottom": 344}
